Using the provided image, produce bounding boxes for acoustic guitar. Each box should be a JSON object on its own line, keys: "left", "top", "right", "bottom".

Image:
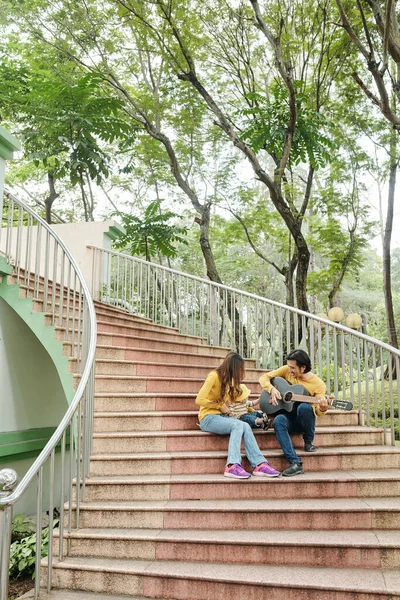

{"left": 259, "top": 377, "right": 353, "bottom": 416}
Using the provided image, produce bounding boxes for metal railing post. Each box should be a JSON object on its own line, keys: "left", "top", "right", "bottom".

{"left": 0, "top": 469, "right": 19, "bottom": 600}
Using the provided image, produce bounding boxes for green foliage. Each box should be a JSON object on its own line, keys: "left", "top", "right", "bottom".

{"left": 240, "top": 86, "right": 337, "bottom": 169}
{"left": 10, "top": 514, "right": 36, "bottom": 541}
{"left": 0, "top": 60, "right": 134, "bottom": 186}
{"left": 348, "top": 381, "right": 399, "bottom": 440}
{"left": 9, "top": 520, "right": 58, "bottom": 580}
{"left": 113, "top": 200, "right": 188, "bottom": 260}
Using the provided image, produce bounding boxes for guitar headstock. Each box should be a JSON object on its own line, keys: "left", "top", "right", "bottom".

{"left": 331, "top": 399, "right": 354, "bottom": 411}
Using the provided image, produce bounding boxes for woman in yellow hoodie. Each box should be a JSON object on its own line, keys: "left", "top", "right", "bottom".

{"left": 196, "top": 351, "right": 280, "bottom": 479}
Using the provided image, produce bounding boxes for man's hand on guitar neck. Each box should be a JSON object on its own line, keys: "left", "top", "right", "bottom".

{"left": 269, "top": 386, "right": 282, "bottom": 406}
{"left": 317, "top": 395, "right": 330, "bottom": 411}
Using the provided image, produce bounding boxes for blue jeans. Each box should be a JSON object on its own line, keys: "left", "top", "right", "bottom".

{"left": 239, "top": 411, "right": 264, "bottom": 428}
{"left": 273, "top": 403, "right": 316, "bottom": 465}
{"left": 199, "top": 414, "right": 267, "bottom": 467}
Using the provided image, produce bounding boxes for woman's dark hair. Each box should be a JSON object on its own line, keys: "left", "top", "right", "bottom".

{"left": 216, "top": 351, "right": 245, "bottom": 402}
{"left": 286, "top": 349, "right": 312, "bottom": 373}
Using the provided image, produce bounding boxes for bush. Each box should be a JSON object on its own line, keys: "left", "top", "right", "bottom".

{"left": 9, "top": 520, "right": 58, "bottom": 580}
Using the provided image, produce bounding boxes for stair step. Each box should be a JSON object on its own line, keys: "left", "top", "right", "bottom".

{"left": 92, "top": 394, "right": 359, "bottom": 423}
{"left": 94, "top": 310, "right": 183, "bottom": 333}
{"left": 44, "top": 556, "right": 400, "bottom": 599}
{"left": 93, "top": 344, "right": 248, "bottom": 366}
{"left": 89, "top": 446, "right": 400, "bottom": 476}
{"left": 76, "top": 470, "right": 400, "bottom": 502}
{"left": 56, "top": 527, "right": 400, "bottom": 569}
{"left": 21, "top": 592, "right": 138, "bottom": 600}
{"left": 86, "top": 375, "right": 263, "bottom": 394}
{"left": 91, "top": 410, "right": 359, "bottom": 431}
{"left": 96, "top": 319, "right": 205, "bottom": 343}
{"left": 94, "top": 331, "right": 230, "bottom": 353}
{"left": 92, "top": 426, "right": 386, "bottom": 453}
{"left": 69, "top": 497, "right": 400, "bottom": 530}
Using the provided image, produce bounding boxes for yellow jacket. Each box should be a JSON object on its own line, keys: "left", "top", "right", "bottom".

{"left": 259, "top": 365, "right": 327, "bottom": 417}
{"left": 195, "top": 370, "right": 252, "bottom": 421}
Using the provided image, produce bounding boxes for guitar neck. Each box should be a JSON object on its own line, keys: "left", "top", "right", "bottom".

{"left": 290, "top": 393, "right": 329, "bottom": 405}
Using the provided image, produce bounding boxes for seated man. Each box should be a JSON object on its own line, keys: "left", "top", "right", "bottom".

{"left": 259, "top": 349, "right": 328, "bottom": 477}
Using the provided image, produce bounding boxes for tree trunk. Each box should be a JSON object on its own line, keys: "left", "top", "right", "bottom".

{"left": 196, "top": 207, "right": 248, "bottom": 355}
{"left": 45, "top": 172, "right": 59, "bottom": 224}
{"left": 383, "top": 154, "right": 398, "bottom": 349}
{"left": 79, "top": 176, "right": 89, "bottom": 222}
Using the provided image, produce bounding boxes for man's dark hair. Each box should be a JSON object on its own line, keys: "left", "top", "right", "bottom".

{"left": 286, "top": 349, "right": 312, "bottom": 373}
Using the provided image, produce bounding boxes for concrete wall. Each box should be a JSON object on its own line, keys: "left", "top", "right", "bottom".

{"left": 0, "top": 220, "right": 122, "bottom": 293}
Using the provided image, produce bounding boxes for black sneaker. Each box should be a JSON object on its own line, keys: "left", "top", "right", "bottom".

{"left": 261, "top": 414, "right": 271, "bottom": 431}
{"left": 282, "top": 463, "right": 304, "bottom": 477}
{"left": 304, "top": 442, "right": 317, "bottom": 452}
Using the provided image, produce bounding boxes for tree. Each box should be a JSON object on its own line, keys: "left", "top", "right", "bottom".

{"left": 113, "top": 200, "right": 188, "bottom": 261}
{"left": 335, "top": 0, "right": 400, "bottom": 348}
{"left": 0, "top": 46, "right": 133, "bottom": 222}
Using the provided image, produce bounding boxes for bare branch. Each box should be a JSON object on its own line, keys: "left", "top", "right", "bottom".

{"left": 335, "top": 0, "right": 371, "bottom": 60}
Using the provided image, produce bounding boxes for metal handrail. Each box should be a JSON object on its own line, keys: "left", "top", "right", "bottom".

{"left": 0, "top": 191, "right": 97, "bottom": 599}
{"left": 90, "top": 245, "right": 400, "bottom": 446}
{"left": 89, "top": 245, "right": 400, "bottom": 355}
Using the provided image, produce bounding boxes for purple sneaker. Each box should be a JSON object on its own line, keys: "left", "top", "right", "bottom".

{"left": 224, "top": 463, "right": 251, "bottom": 479}
{"left": 252, "top": 461, "right": 280, "bottom": 478}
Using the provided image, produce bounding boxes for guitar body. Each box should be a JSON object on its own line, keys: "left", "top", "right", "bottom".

{"left": 259, "top": 377, "right": 354, "bottom": 415}
{"left": 259, "top": 377, "right": 309, "bottom": 416}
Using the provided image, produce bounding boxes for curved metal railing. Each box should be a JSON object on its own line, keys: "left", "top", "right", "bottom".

{"left": 90, "top": 245, "right": 400, "bottom": 445}
{"left": 0, "top": 192, "right": 97, "bottom": 600}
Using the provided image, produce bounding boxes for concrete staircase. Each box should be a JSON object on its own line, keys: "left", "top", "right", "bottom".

{"left": 41, "top": 302, "right": 400, "bottom": 599}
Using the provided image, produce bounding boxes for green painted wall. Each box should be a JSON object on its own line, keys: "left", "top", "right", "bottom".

{"left": 0, "top": 427, "right": 70, "bottom": 464}
{"left": 0, "top": 296, "right": 68, "bottom": 435}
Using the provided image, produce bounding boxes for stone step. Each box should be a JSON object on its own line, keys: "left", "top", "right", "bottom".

{"left": 105, "top": 361, "right": 263, "bottom": 379}
{"left": 74, "top": 359, "right": 262, "bottom": 378}
{"left": 97, "top": 320, "right": 205, "bottom": 344}
{"left": 92, "top": 427, "right": 385, "bottom": 454}
{"left": 21, "top": 591, "right": 142, "bottom": 600}
{"left": 71, "top": 359, "right": 137, "bottom": 376}
{"left": 93, "top": 396, "right": 359, "bottom": 427}
{"left": 96, "top": 337, "right": 231, "bottom": 358}
{"left": 94, "top": 331, "right": 229, "bottom": 354}
{"left": 44, "top": 555, "right": 400, "bottom": 599}
{"left": 92, "top": 393, "right": 359, "bottom": 424}
{"left": 93, "top": 344, "right": 254, "bottom": 366}
{"left": 55, "top": 527, "right": 400, "bottom": 570}
{"left": 91, "top": 409, "right": 359, "bottom": 431}
{"left": 68, "top": 497, "right": 400, "bottom": 531}
{"left": 76, "top": 470, "right": 400, "bottom": 502}
{"left": 97, "top": 321, "right": 212, "bottom": 349}
{"left": 94, "top": 308, "right": 182, "bottom": 332}
{"left": 89, "top": 446, "right": 400, "bottom": 476}
{"left": 94, "top": 301, "right": 155, "bottom": 323}
{"left": 86, "top": 375, "right": 262, "bottom": 394}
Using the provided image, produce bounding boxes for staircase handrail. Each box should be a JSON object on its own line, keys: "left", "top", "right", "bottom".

{"left": 0, "top": 191, "right": 97, "bottom": 599}
{"left": 89, "top": 245, "right": 400, "bottom": 355}
{"left": 90, "top": 245, "right": 400, "bottom": 447}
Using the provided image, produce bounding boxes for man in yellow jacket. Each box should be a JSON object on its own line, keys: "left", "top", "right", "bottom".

{"left": 259, "top": 349, "right": 328, "bottom": 477}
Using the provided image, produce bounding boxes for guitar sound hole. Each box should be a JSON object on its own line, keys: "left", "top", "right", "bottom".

{"left": 284, "top": 391, "right": 293, "bottom": 403}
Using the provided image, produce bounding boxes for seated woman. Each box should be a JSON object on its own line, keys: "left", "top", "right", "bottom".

{"left": 196, "top": 351, "right": 280, "bottom": 479}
